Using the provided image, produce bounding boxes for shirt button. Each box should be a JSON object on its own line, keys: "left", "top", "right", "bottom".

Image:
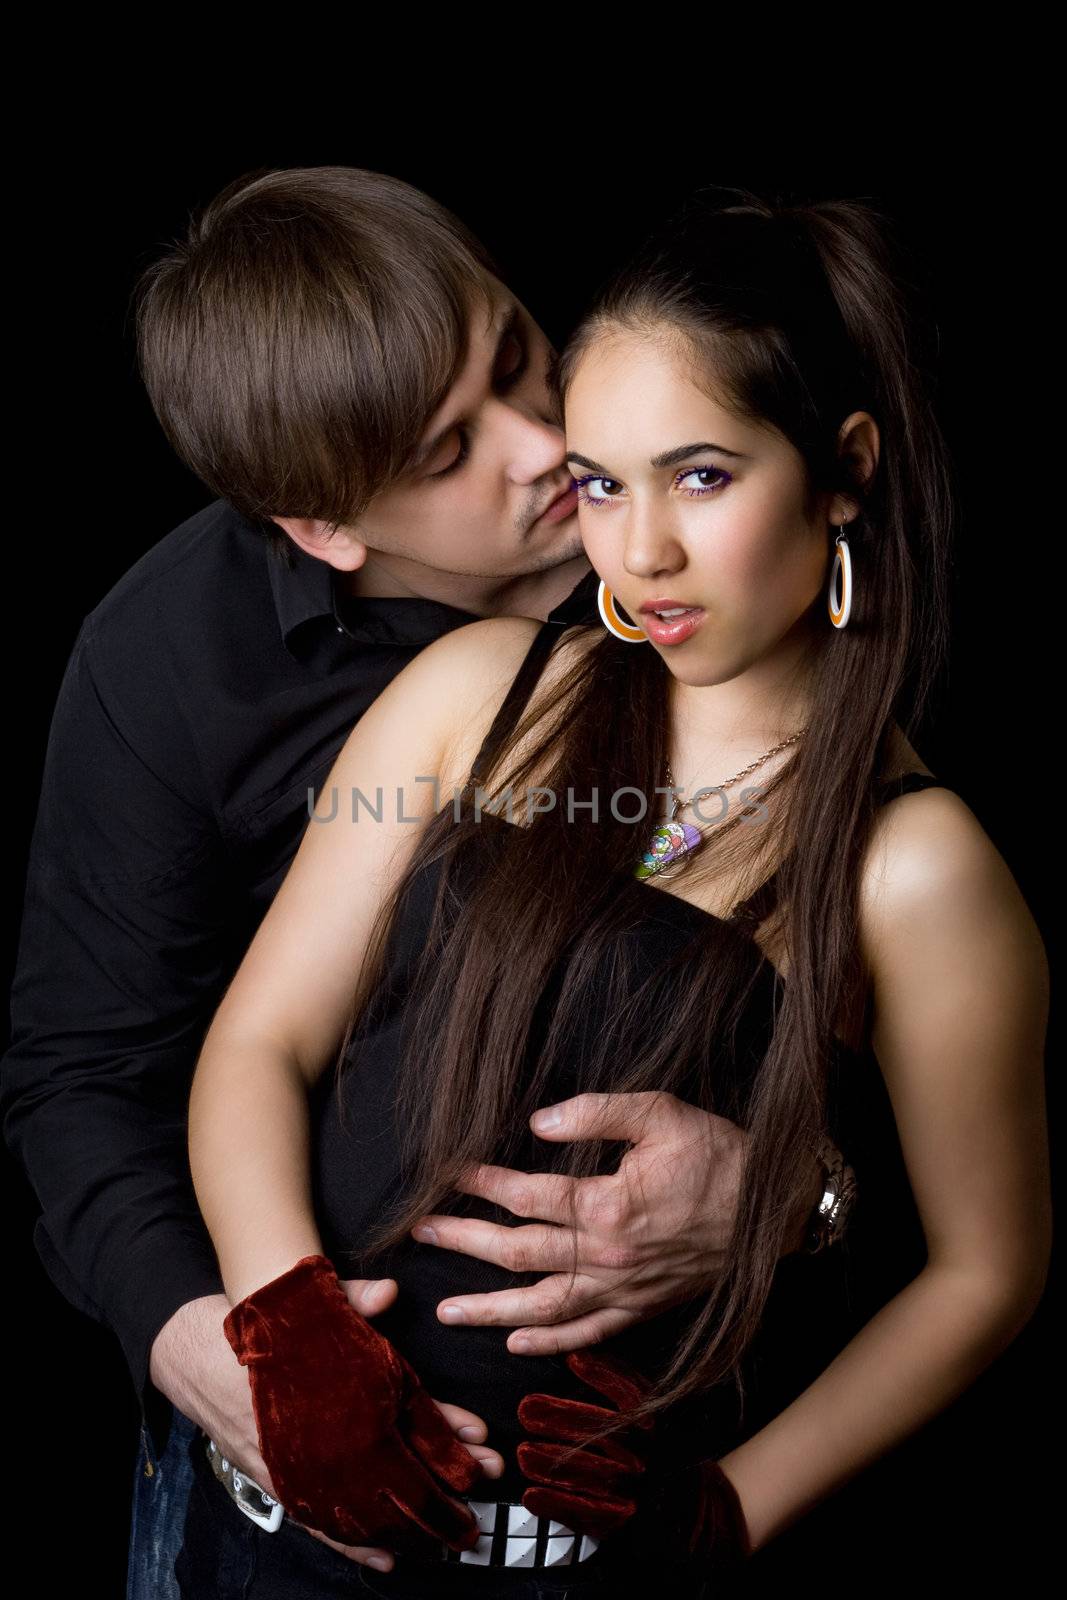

{"left": 335, "top": 623, "right": 344, "bottom": 634}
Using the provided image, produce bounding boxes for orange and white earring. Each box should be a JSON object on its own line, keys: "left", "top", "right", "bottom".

{"left": 827, "top": 522, "right": 853, "bottom": 629}
{"left": 597, "top": 580, "right": 648, "bottom": 643}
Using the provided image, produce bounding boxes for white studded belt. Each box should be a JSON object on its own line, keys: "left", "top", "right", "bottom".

{"left": 438, "top": 1498, "right": 601, "bottom": 1568}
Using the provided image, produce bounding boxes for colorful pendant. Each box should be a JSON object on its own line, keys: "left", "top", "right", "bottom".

{"left": 634, "top": 819, "right": 703, "bottom": 880}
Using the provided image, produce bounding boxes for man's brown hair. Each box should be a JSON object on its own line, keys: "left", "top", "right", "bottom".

{"left": 132, "top": 166, "right": 501, "bottom": 567}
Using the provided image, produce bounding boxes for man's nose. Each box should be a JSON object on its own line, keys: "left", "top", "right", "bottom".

{"left": 494, "top": 396, "right": 567, "bottom": 484}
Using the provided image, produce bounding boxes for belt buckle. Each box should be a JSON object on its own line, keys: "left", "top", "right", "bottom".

{"left": 442, "top": 1500, "right": 601, "bottom": 1569}
{"left": 204, "top": 1435, "right": 285, "bottom": 1532}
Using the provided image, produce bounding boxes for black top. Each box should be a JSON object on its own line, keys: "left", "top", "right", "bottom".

{"left": 0, "top": 497, "right": 600, "bottom": 1458}
{"left": 309, "top": 616, "right": 947, "bottom": 1500}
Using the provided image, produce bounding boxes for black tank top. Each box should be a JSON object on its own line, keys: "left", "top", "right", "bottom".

{"left": 308, "top": 619, "right": 947, "bottom": 1499}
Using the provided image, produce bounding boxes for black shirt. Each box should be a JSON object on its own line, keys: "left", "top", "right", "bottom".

{"left": 0, "top": 497, "right": 599, "bottom": 1460}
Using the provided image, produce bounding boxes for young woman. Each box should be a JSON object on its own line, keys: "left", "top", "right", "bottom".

{"left": 180, "top": 191, "right": 1050, "bottom": 1598}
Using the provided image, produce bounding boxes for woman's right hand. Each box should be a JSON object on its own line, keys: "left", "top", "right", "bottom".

{"left": 291, "top": 1389, "right": 505, "bottom": 1574}
{"left": 219, "top": 1264, "right": 505, "bottom": 1561}
{"left": 293, "top": 1281, "right": 505, "bottom": 1576}
{"left": 197, "top": 1275, "right": 504, "bottom": 1572}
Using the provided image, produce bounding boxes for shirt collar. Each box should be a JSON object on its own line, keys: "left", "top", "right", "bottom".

{"left": 266, "top": 535, "right": 340, "bottom": 647}
{"left": 266, "top": 535, "right": 600, "bottom": 653}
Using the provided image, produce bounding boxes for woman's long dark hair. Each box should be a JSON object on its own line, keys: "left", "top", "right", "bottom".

{"left": 328, "top": 187, "right": 955, "bottom": 1467}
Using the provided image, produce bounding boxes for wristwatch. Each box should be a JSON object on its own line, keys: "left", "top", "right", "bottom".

{"left": 802, "top": 1140, "right": 857, "bottom": 1254}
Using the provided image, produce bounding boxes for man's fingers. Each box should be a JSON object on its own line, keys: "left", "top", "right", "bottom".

{"left": 429, "top": 1399, "right": 486, "bottom": 1440}
{"left": 295, "top": 1522, "right": 396, "bottom": 1572}
{"left": 414, "top": 1214, "right": 591, "bottom": 1273}
{"left": 429, "top": 1165, "right": 585, "bottom": 1226}
{"left": 506, "top": 1305, "right": 638, "bottom": 1355}
{"left": 337, "top": 1276, "right": 399, "bottom": 1316}
{"left": 433, "top": 1273, "right": 603, "bottom": 1330}
{"left": 429, "top": 1267, "right": 641, "bottom": 1346}
{"left": 427, "top": 1401, "right": 503, "bottom": 1474}
{"left": 397, "top": 1364, "right": 486, "bottom": 1494}
{"left": 528, "top": 1091, "right": 684, "bottom": 1145}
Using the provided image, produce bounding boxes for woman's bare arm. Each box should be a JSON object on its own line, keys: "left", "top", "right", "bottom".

{"left": 715, "top": 786, "right": 1051, "bottom": 1552}
{"left": 187, "top": 616, "right": 542, "bottom": 1305}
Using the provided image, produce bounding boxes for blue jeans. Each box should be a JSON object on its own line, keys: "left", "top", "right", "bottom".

{"left": 126, "top": 1403, "right": 200, "bottom": 1600}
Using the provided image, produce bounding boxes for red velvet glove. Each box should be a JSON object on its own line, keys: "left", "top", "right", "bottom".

{"left": 517, "top": 1349, "right": 655, "bottom": 1538}
{"left": 222, "top": 1254, "right": 483, "bottom": 1554}
{"left": 517, "top": 1349, "right": 751, "bottom": 1581}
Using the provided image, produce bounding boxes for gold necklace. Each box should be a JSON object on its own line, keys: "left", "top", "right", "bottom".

{"left": 634, "top": 731, "right": 806, "bottom": 881}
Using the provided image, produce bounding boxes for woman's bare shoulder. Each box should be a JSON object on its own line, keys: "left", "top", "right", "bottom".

{"left": 853, "top": 774, "right": 1050, "bottom": 1300}
{"left": 857, "top": 779, "right": 1048, "bottom": 1006}
{"left": 432, "top": 618, "right": 599, "bottom": 796}
{"left": 428, "top": 613, "right": 598, "bottom": 676}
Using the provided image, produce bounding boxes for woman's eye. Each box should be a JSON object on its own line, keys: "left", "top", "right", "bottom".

{"left": 677, "top": 466, "right": 730, "bottom": 496}
{"left": 571, "top": 465, "right": 730, "bottom": 508}
{"left": 572, "top": 475, "right": 623, "bottom": 507}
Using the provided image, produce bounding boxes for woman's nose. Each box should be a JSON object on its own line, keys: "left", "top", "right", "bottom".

{"left": 623, "top": 503, "right": 685, "bottom": 579}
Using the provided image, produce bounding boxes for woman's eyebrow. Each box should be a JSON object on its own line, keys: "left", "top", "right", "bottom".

{"left": 565, "top": 441, "right": 750, "bottom": 474}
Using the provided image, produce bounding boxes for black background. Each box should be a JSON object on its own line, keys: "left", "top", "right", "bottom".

{"left": 6, "top": 110, "right": 1057, "bottom": 1592}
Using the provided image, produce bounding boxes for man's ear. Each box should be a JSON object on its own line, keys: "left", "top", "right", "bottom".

{"left": 270, "top": 516, "right": 369, "bottom": 573}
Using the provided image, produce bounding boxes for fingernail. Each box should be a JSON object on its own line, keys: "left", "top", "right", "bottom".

{"left": 413, "top": 1224, "right": 438, "bottom": 1244}
{"left": 511, "top": 1336, "right": 533, "bottom": 1353}
{"left": 532, "top": 1107, "right": 561, "bottom": 1131}
{"left": 441, "top": 1305, "right": 466, "bottom": 1323}
{"left": 458, "top": 1425, "right": 481, "bottom": 1441}
{"left": 366, "top": 1557, "right": 391, "bottom": 1571}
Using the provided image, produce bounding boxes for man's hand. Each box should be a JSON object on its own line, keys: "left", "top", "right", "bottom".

{"left": 409, "top": 1092, "right": 753, "bottom": 1355}
{"left": 411, "top": 1092, "right": 825, "bottom": 1355}
{"left": 149, "top": 1276, "right": 504, "bottom": 1574}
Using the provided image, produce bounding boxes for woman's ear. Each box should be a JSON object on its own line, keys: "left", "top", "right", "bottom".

{"left": 837, "top": 409, "right": 880, "bottom": 494}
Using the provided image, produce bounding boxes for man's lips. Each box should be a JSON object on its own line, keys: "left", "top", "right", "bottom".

{"left": 535, "top": 485, "right": 579, "bottom": 525}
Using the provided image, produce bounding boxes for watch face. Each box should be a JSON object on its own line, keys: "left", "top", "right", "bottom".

{"left": 835, "top": 1165, "right": 858, "bottom": 1222}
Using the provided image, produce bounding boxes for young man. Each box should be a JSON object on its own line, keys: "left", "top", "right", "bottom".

{"left": 1, "top": 166, "right": 832, "bottom": 1592}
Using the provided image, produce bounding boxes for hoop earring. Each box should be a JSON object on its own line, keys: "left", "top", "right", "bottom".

{"left": 597, "top": 580, "right": 648, "bottom": 643}
{"left": 827, "top": 522, "right": 853, "bottom": 629}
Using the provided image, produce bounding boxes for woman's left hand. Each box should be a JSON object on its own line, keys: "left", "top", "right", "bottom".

{"left": 517, "top": 1348, "right": 655, "bottom": 1537}
{"left": 409, "top": 1092, "right": 763, "bottom": 1355}
{"left": 518, "top": 1349, "right": 751, "bottom": 1578}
